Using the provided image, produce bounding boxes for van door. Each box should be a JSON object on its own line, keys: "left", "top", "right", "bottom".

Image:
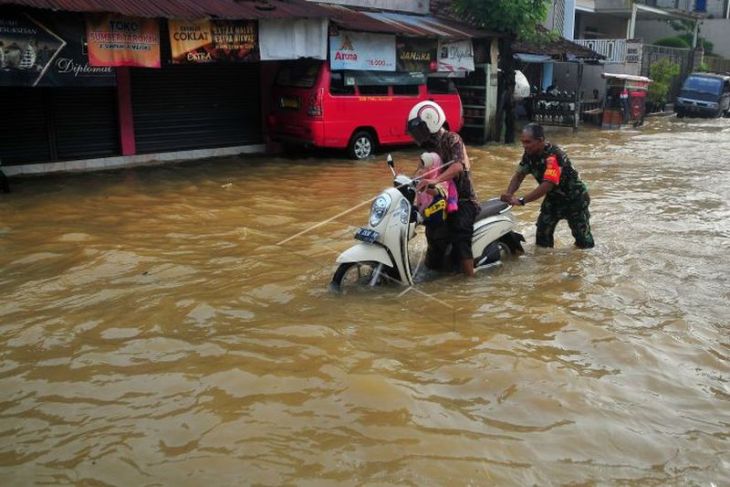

{"left": 355, "top": 83, "right": 391, "bottom": 144}
{"left": 390, "top": 83, "right": 421, "bottom": 143}
{"left": 323, "top": 69, "right": 357, "bottom": 148}
{"left": 269, "top": 60, "right": 325, "bottom": 145}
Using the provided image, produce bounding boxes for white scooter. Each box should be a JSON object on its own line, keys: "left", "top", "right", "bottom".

{"left": 330, "top": 155, "right": 524, "bottom": 291}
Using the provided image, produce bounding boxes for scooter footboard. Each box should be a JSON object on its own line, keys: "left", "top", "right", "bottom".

{"left": 336, "top": 243, "right": 393, "bottom": 267}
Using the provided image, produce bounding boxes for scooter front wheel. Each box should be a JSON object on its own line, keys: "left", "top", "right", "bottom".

{"left": 330, "top": 262, "right": 394, "bottom": 293}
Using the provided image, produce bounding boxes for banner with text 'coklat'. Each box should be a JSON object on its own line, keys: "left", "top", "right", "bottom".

{"left": 169, "top": 19, "right": 258, "bottom": 64}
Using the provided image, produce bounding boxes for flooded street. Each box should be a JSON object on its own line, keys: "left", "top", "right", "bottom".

{"left": 1, "top": 116, "right": 729, "bottom": 484}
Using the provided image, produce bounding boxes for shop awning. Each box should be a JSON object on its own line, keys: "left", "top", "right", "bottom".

{"left": 320, "top": 4, "right": 494, "bottom": 39}
{"left": 514, "top": 53, "right": 553, "bottom": 63}
{"left": 514, "top": 26, "right": 605, "bottom": 61}
{"left": 0, "top": 0, "right": 333, "bottom": 19}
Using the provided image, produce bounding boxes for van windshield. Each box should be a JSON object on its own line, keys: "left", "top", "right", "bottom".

{"left": 276, "top": 61, "right": 321, "bottom": 88}
{"left": 682, "top": 76, "right": 722, "bottom": 95}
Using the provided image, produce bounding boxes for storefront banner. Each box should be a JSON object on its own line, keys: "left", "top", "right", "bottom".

{"left": 169, "top": 19, "right": 258, "bottom": 64}
{"left": 259, "top": 18, "right": 327, "bottom": 61}
{"left": 437, "top": 39, "right": 474, "bottom": 73}
{"left": 329, "top": 31, "right": 395, "bottom": 71}
{"left": 1, "top": 13, "right": 64, "bottom": 86}
{"left": 396, "top": 37, "right": 436, "bottom": 72}
{"left": 0, "top": 12, "right": 114, "bottom": 87}
{"left": 86, "top": 14, "right": 160, "bottom": 68}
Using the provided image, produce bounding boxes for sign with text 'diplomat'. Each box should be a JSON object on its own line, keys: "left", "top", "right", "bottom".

{"left": 0, "top": 11, "right": 115, "bottom": 86}
{"left": 437, "top": 39, "right": 474, "bottom": 73}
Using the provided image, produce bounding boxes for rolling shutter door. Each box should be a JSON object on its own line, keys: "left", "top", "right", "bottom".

{"left": 51, "top": 88, "right": 119, "bottom": 161}
{"left": 131, "top": 64, "right": 262, "bottom": 154}
{"left": 0, "top": 87, "right": 118, "bottom": 165}
{"left": 0, "top": 88, "right": 50, "bottom": 165}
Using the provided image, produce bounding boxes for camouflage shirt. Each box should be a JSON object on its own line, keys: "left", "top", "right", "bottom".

{"left": 428, "top": 130, "right": 478, "bottom": 204}
{"left": 518, "top": 143, "right": 587, "bottom": 201}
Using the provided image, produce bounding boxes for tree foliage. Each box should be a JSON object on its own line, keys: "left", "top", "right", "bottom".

{"left": 666, "top": 19, "right": 713, "bottom": 54}
{"left": 647, "top": 58, "right": 681, "bottom": 108}
{"left": 453, "top": 0, "right": 550, "bottom": 40}
{"left": 654, "top": 36, "right": 691, "bottom": 49}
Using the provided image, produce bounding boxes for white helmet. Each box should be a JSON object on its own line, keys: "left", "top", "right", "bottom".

{"left": 407, "top": 101, "right": 446, "bottom": 145}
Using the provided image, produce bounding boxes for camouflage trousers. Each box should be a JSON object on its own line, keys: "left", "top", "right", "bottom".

{"left": 536, "top": 192, "right": 594, "bottom": 249}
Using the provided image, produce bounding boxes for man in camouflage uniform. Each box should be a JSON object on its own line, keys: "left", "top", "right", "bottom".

{"left": 501, "top": 123, "right": 594, "bottom": 249}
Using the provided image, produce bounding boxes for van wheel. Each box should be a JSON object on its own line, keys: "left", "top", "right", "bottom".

{"left": 348, "top": 131, "right": 374, "bottom": 160}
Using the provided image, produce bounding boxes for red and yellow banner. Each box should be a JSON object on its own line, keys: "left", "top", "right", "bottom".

{"left": 169, "top": 19, "right": 258, "bottom": 64}
{"left": 85, "top": 14, "right": 160, "bottom": 68}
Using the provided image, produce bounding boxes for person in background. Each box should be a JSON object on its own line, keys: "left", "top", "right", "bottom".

{"left": 501, "top": 123, "right": 594, "bottom": 249}
{"left": 620, "top": 87, "right": 630, "bottom": 123}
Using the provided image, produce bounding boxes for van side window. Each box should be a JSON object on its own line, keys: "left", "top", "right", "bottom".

{"left": 358, "top": 85, "right": 389, "bottom": 96}
{"left": 330, "top": 72, "right": 355, "bottom": 96}
{"left": 393, "top": 84, "right": 419, "bottom": 96}
{"left": 276, "top": 60, "right": 320, "bottom": 88}
{"left": 427, "top": 77, "right": 457, "bottom": 94}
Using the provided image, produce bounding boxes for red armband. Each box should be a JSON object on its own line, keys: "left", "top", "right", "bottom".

{"left": 543, "top": 155, "right": 562, "bottom": 184}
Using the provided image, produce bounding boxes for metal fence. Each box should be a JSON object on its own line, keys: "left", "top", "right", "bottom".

{"left": 641, "top": 44, "right": 692, "bottom": 100}
{"left": 573, "top": 39, "right": 626, "bottom": 64}
{"left": 704, "top": 56, "right": 730, "bottom": 74}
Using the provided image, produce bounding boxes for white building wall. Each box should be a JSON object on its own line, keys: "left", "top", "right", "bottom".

{"left": 653, "top": 0, "right": 728, "bottom": 17}
{"left": 636, "top": 18, "right": 730, "bottom": 58}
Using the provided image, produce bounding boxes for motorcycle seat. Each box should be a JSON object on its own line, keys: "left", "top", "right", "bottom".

{"left": 476, "top": 199, "right": 509, "bottom": 222}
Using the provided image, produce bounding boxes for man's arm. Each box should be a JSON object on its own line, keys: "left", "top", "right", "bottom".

{"left": 522, "top": 181, "right": 554, "bottom": 204}
{"left": 434, "top": 161, "right": 463, "bottom": 184}
{"left": 416, "top": 160, "right": 463, "bottom": 191}
{"left": 505, "top": 171, "right": 526, "bottom": 195}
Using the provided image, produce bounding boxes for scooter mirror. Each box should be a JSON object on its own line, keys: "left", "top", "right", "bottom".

{"left": 386, "top": 154, "right": 396, "bottom": 177}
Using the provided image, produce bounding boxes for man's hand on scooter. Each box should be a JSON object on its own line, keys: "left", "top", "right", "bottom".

{"left": 500, "top": 193, "right": 521, "bottom": 206}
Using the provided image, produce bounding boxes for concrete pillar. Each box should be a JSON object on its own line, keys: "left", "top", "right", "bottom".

{"left": 115, "top": 68, "right": 136, "bottom": 156}
{"left": 542, "top": 62, "right": 554, "bottom": 91}
{"left": 564, "top": 0, "right": 576, "bottom": 40}
{"left": 627, "top": 4, "right": 638, "bottom": 39}
{"left": 691, "top": 46, "right": 705, "bottom": 72}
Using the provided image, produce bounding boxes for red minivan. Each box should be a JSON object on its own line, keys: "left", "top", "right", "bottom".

{"left": 267, "top": 60, "right": 463, "bottom": 159}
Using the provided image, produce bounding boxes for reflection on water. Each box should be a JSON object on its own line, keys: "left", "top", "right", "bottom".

{"left": 1, "top": 117, "right": 729, "bottom": 484}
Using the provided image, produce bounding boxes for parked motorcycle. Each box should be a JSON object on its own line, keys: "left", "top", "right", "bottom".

{"left": 330, "top": 155, "right": 524, "bottom": 291}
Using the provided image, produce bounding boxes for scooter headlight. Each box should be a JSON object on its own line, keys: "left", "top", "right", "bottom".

{"left": 370, "top": 193, "right": 391, "bottom": 227}
{"left": 398, "top": 198, "right": 410, "bottom": 224}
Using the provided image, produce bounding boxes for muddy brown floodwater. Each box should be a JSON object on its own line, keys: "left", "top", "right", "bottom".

{"left": 1, "top": 116, "right": 729, "bottom": 485}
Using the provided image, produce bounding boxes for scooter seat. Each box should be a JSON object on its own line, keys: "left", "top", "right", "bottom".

{"left": 476, "top": 199, "right": 509, "bottom": 222}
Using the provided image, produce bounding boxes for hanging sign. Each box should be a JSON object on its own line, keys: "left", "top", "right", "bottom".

{"left": 437, "top": 39, "right": 474, "bottom": 73}
{"left": 0, "top": 12, "right": 114, "bottom": 86}
{"left": 86, "top": 14, "right": 160, "bottom": 68}
{"left": 329, "top": 30, "right": 395, "bottom": 71}
{"left": 169, "top": 19, "right": 258, "bottom": 64}
{"left": 396, "top": 37, "right": 437, "bottom": 72}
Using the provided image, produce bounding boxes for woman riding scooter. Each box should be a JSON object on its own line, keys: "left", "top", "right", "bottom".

{"left": 407, "top": 101, "right": 480, "bottom": 277}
